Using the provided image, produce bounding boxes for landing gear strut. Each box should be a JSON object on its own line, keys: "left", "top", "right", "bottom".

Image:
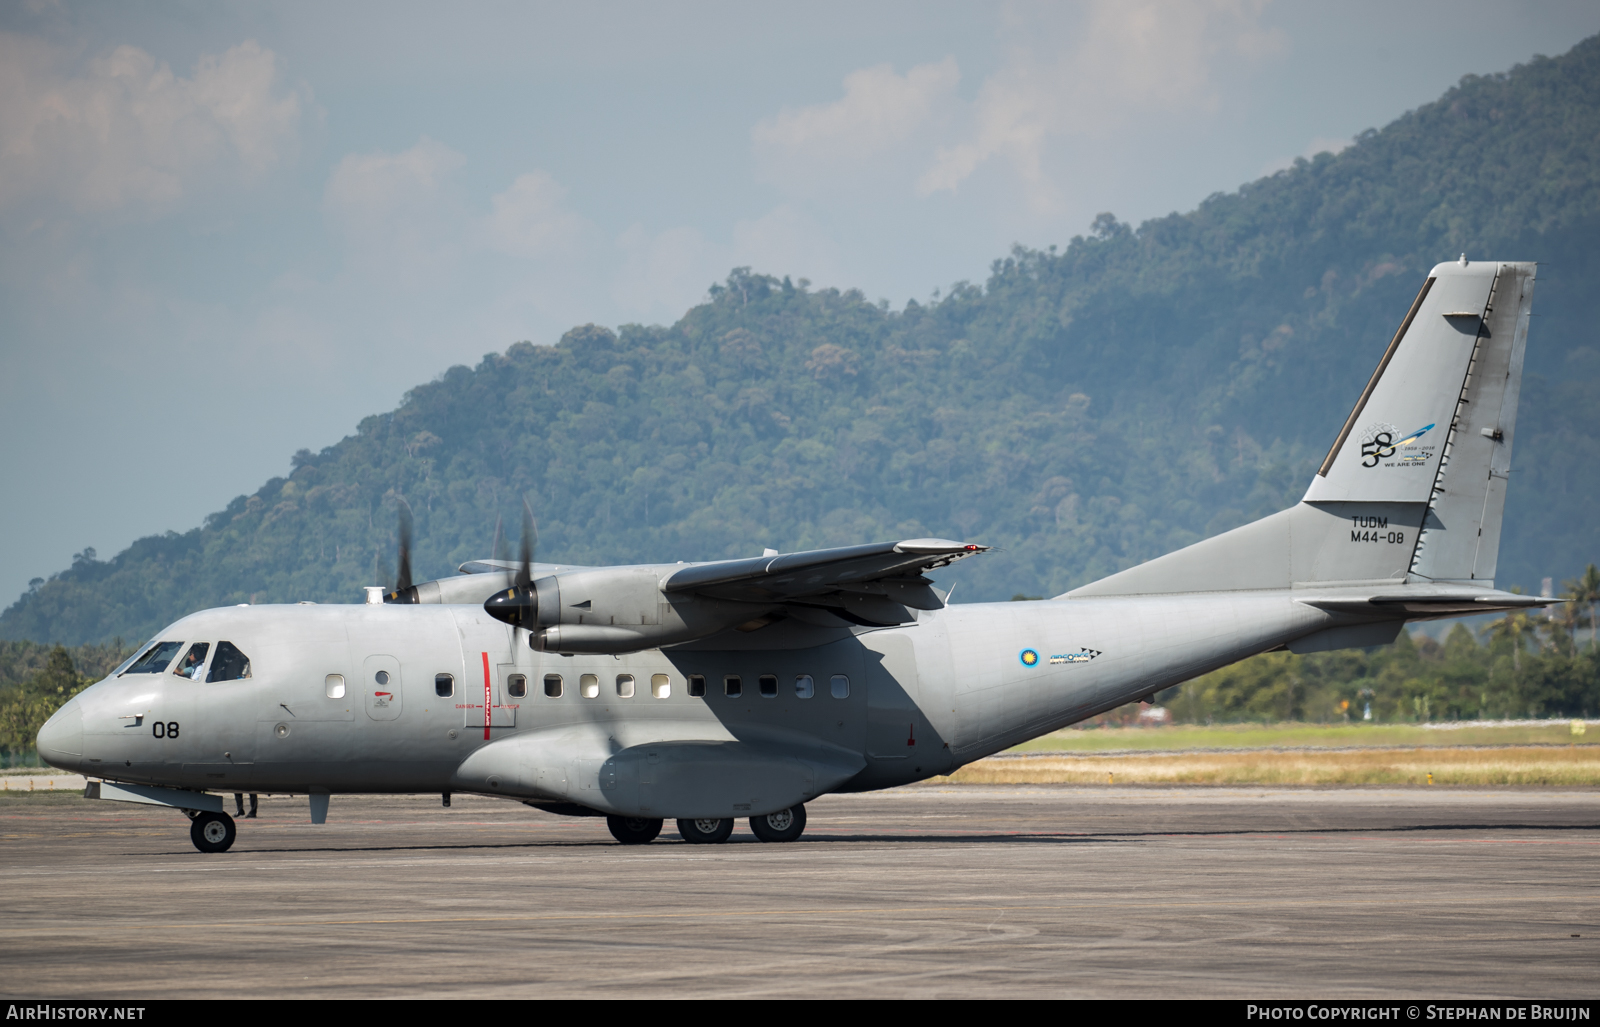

{"left": 749, "top": 804, "right": 806, "bottom": 843}
{"left": 190, "top": 811, "right": 237, "bottom": 853}
{"left": 676, "top": 817, "right": 734, "bottom": 844}
{"left": 606, "top": 815, "right": 663, "bottom": 845}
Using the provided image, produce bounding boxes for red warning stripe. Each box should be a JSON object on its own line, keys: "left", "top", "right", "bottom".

{"left": 481, "top": 651, "right": 492, "bottom": 740}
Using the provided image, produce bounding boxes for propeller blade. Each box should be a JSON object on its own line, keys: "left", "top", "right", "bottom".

{"left": 516, "top": 497, "right": 536, "bottom": 590}
{"left": 384, "top": 498, "right": 420, "bottom": 603}
{"left": 395, "top": 497, "right": 414, "bottom": 593}
{"left": 486, "top": 497, "right": 539, "bottom": 630}
{"left": 490, "top": 513, "right": 504, "bottom": 564}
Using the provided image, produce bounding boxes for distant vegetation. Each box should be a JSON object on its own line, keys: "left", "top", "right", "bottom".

{"left": 0, "top": 640, "right": 132, "bottom": 765}
{"left": 4, "top": 35, "right": 1600, "bottom": 653}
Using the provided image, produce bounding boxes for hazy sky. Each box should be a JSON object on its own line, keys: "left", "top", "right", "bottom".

{"left": 3, "top": 0, "right": 1598, "bottom": 604}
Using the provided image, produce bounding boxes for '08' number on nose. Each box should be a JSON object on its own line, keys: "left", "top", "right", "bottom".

{"left": 152, "top": 721, "right": 180, "bottom": 739}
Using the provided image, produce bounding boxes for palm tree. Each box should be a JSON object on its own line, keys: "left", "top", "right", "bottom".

{"left": 1563, "top": 564, "right": 1600, "bottom": 653}
{"left": 1482, "top": 604, "right": 1533, "bottom": 675}
{"left": 1547, "top": 600, "right": 1582, "bottom": 658}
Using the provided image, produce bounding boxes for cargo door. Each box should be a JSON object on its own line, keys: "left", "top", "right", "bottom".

{"left": 865, "top": 633, "right": 940, "bottom": 766}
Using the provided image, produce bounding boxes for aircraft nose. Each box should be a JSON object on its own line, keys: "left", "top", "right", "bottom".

{"left": 35, "top": 700, "right": 84, "bottom": 772}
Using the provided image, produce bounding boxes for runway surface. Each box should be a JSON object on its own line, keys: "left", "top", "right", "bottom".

{"left": 2, "top": 785, "right": 1597, "bottom": 999}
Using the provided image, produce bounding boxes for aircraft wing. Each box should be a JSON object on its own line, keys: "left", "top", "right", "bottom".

{"left": 458, "top": 559, "right": 594, "bottom": 575}
{"left": 663, "top": 538, "right": 988, "bottom": 613}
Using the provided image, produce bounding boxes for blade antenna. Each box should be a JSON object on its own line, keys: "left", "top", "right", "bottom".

{"left": 395, "top": 497, "right": 414, "bottom": 593}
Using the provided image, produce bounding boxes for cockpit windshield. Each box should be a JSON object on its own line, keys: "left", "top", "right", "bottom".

{"left": 122, "top": 641, "right": 184, "bottom": 675}
{"left": 206, "top": 641, "right": 252, "bottom": 682}
{"left": 172, "top": 643, "right": 210, "bottom": 680}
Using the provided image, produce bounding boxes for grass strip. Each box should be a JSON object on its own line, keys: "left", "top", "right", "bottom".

{"left": 935, "top": 745, "right": 1600, "bottom": 786}
{"left": 1011, "top": 722, "right": 1595, "bottom": 753}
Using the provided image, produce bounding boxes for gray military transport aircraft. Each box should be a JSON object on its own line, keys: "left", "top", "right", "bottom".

{"left": 38, "top": 257, "right": 1552, "bottom": 853}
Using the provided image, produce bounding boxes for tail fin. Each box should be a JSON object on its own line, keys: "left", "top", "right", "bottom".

{"left": 1067, "top": 259, "right": 1536, "bottom": 598}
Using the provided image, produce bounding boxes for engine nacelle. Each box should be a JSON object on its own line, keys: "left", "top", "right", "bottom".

{"left": 484, "top": 566, "right": 776, "bottom": 654}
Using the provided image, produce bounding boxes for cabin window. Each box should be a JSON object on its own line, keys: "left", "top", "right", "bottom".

{"left": 507, "top": 674, "right": 528, "bottom": 698}
{"left": 688, "top": 674, "right": 706, "bottom": 697}
{"left": 207, "top": 642, "right": 251, "bottom": 682}
{"left": 124, "top": 641, "right": 184, "bottom": 675}
{"left": 433, "top": 673, "right": 451, "bottom": 698}
{"left": 580, "top": 674, "right": 599, "bottom": 698}
{"left": 616, "top": 674, "right": 635, "bottom": 698}
{"left": 651, "top": 673, "right": 670, "bottom": 699}
{"left": 328, "top": 674, "right": 348, "bottom": 699}
{"left": 543, "top": 674, "right": 563, "bottom": 698}
{"left": 724, "top": 675, "right": 742, "bottom": 698}
{"left": 759, "top": 674, "right": 778, "bottom": 698}
{"left": 830, "top": 674, "right": 850, "bottom": 699}
{"left": 173, "top": 643, "right": 210, "bottom": 680}
{"left": 794, "top": 675, "right": 814, "bottom": 699}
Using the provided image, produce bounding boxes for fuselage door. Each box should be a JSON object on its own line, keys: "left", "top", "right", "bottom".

{"left": 459, "top": 653, "right": 516, "bottom": 733}
{"left": 495, "top": 663, "right": 521, "bottom": 728}
{"left": 363, "top": 655, "right": 403, "bottom": 721}
{"left": 865, "top": 633, "right": 933, "bottom": 760}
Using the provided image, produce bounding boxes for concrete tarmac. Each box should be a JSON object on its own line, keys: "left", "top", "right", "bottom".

{"left": 2, "top": 785, "right": 1597, "bottom": 999}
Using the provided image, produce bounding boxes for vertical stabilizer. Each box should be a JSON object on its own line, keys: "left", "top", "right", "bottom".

{"left": 1406, "top": 262, "right": 1536, "bottom": 587}
{"left": 1066, "top": 259, "right": 1536, "bottom": 600}
{"left": 1304, "top": 260, "right": 1505, "bottom": 503}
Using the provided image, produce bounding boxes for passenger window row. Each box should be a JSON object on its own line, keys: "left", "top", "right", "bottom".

{"left": 526, "top": 672, "right": 849, "bottom": 700}
{"left": 427, "top": 671, "right": 850, "bottom": 701}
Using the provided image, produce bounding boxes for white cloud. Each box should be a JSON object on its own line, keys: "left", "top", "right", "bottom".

{"left": 918, "top": 0, "right": 1287, "bottom": 203}
{"left": 322, "top": 137, "right": 467, "bottom": 281}
{"left": 753, "top": 57, "right": 959, "bottom": 157}
{"left": 483, "top": 171, "right": 592, "bottom": 259}
{"left": 0, "top": 33, "right": 307, "bottom": 213}
{"left": 614, "top": 222, "right": 718, "bottom": 320}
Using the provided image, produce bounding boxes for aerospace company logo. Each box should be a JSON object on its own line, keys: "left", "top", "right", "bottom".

{"left": 1050, "top": 649, "right": 1102, "bottom": 664}
{"left": 1359, "top": 422, "right": 1435, "bottom": 468}
{"left": 1019, "top": 648, "right": 1040, "bottom": 667}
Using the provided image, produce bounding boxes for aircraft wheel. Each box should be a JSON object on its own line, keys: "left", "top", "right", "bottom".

{"left": 606, "top": 815, "right": 663, "bottom": 845}
{"left": 190, "top": 811, "right": 237, "bottom": 853}
{"left": 748, "top": 804, "right": 806, "bottom": 843}
{"left": 676, "top": 817, "right": 734, "bottom": 844}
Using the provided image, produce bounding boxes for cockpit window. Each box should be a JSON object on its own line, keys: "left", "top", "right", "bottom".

{"left": 123, "top": 641, "right": 184, "bottom": 675}
{"left": 207, "top": 641, "right": 252, "bottom": 682}
{"left": 172, "top": 643, "right": 210, "bottom": 679}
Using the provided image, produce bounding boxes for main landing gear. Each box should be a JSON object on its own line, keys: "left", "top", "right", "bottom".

{"left": 606, "top": 815, "right": 664, "bottom": 845}
{"left": 748, "top": 804, "right": 806, "bottom": 843}
{"left": 606, "top": 805, "right": 809, "bottom": 846}
{"left": 188, "top": 810, "right": 237, "bottom": 853}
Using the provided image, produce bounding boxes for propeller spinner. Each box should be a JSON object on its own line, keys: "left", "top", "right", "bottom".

{"left": 484, "top": 498, "right": 538, "bottom": 628}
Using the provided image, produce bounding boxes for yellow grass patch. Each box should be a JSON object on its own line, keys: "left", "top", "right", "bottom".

{"left": 933, "top": 746, "right": 1600, "bottom": 787}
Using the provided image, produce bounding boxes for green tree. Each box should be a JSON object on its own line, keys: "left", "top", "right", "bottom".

{"left": 0, "top": 645, "right": 88, "bottom": 757}
{"left": 1565, "top": 564, "right": 1600, "bottom": 652}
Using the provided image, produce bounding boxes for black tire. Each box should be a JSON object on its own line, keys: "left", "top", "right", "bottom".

{"left": 190, "top": 811, "right": 237, "bottom": 853}
{"left": 748, "top": 804, "right": 806, "bottom": 843}
{"left": 676, "top": 817, "right": 734, "bottom": 844}
{"left": 606, "top": 815, "right": 663, "bottom": 845}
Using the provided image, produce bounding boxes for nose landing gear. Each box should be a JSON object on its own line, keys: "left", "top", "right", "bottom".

{"left": 189, "top": 811, "right": 237, "bottom": 853}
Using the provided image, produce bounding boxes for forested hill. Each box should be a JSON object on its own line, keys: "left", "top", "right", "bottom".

{"left": 9, "top": 36, "right": 1600, "bottom": 647}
